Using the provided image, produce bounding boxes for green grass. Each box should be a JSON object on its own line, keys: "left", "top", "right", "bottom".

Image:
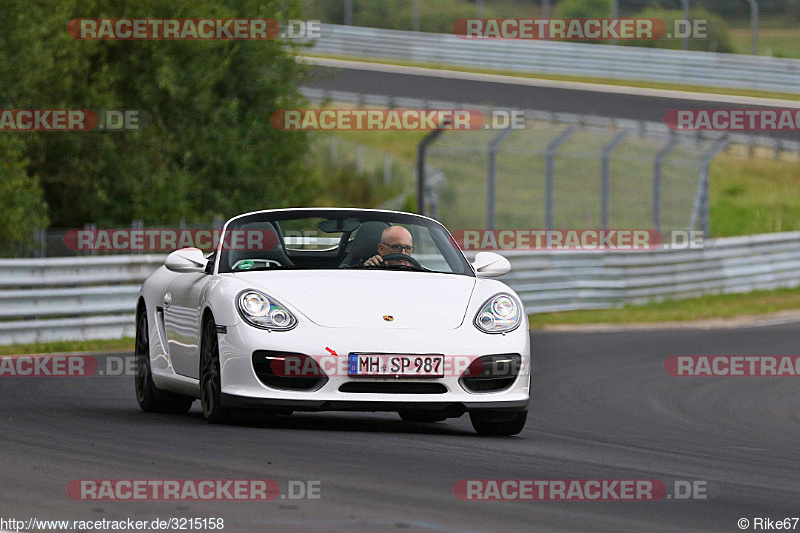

{"left": 729, "top": 28, "right": 800, "bottom": 58}
{"left": 333, "top": 129, "right": 428, "bottom": 161}
{"left": 0, "top": 337, "right": 134, "bottom": 356}
{"left": 710, "top": 156, "right": 800, "bottom": 236}
{"left": 304, "top": 53, "right": 800, "bottom": 102}
{"left": 529, "top": 286, "right": 800, "bottom": 328}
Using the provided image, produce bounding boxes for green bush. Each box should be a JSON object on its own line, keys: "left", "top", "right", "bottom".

{"left": 315, "top": 159, "right": 403, "bottom": 208}
{"left": 0, "top": 137, "right": 48, "bottom": 256}
{"left": 622, "top": 7, "right": 735, "bottom": 53}
{"left": 0, "top": 0, "right": 317, "bottom": 229}
{"left": 553, "top": 0, "right": 611, "bottom": 19}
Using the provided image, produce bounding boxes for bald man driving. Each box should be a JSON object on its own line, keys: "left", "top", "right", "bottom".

{"left": 364, "top": 226, "right": 414, "bottom": 267}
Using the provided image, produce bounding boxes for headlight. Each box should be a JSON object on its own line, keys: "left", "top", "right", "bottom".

{"left": 474, "top": 293, "right": 521, "bottom": 334}
{"left": 236, "top": 290, "right": 297, "bottom": 331}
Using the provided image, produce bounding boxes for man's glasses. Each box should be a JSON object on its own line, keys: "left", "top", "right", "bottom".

{"left": 381, "top": 243, "right": 414, "bottom": 253}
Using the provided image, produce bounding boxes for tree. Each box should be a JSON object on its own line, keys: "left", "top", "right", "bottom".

{"left": 0, "top": 0, "right": 317, "bottom": 229}
{"left": 0, "top": 136, "right": 49, "bottom": 256}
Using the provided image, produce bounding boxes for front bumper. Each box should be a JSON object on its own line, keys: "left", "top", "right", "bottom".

{"left": 216, "top": 319, "right": 531, "bottom": 411}
{"left": 220, "top": 394, "right": 529, "bottom": 413}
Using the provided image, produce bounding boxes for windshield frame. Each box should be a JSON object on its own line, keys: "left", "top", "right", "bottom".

{"left": 213, "top": 208, "right": 474, "bottom": 277}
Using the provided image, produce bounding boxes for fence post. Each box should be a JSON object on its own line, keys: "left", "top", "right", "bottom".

{"left": 330, "top": 136, "right": 338, "bottom": 165}
{"left": 487, "top": 128, "right": 514, "bottom": 230}
{"left": 356, "top": 143, "right": 364, "bottom": 174}
{"left": 85, "top": 223, "right": 96, "bottom": 256}
{"left": 653, "top": 135, "right": 679, "bottom": 232}
{"left": 689, "top": 137, "right": 729, "bottom": 234}
{"left": 344, "top": 0, "right": 353, "bottom": 25}
{"left": 383, "top": 153, "right": 392, "bottom": 186}
{"left": 545, "top": 125, "right": 578, "bottom": 229}
{"left": 679, "top": 0, "right": 689, "bottom": 50}
{"left": 416, "top": 124, "right": 450, "bottom": 216}
{"left": 40, "top": 228, "right": 46, "bottom": 257}
{"left": 601, "top": 130, "right": 631, "bottom": 229}
{"left": 132, "top": 220, "right": 144, "bottom": 254}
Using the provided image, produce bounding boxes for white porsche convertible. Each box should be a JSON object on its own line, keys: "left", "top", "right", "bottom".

{"left": 135, "top": 208, "right": 530, "bottom": 435}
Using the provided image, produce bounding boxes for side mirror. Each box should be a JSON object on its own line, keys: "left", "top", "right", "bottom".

{"left": 165, "top": 248, "right": 208, "bottom": 273}
{"left": 472, "top": 251, "right": 510, "bottom": 278}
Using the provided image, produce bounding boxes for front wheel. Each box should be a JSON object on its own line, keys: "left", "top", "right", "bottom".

{"left": 135, "top": 308, "right": 194, "bottom": 414}
{"left": 200, "top": 314, "right": 232, "bottom": 424}
{"left": 469, "top": 410, "right": 527, "bottom": 436}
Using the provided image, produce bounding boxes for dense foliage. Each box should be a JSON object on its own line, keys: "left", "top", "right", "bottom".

{"left": 0, "top": 0, "right": 316, "bottom": 240}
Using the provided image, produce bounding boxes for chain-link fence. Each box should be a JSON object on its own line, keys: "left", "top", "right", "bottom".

{"left": 300, "top": 88, "right": 800, "bottom": 237}
{"left": 426, "top": 117, "right": 722, "bottom": 233}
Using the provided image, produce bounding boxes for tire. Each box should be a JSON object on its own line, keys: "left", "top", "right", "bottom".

{"left": 200, "top": 314, "right": 232, "bottom": 424}
{"left": 135, "top": 307, "right": 194, "bottom": 414}
{"left": 398, "top": 409, "right": 449, "bottom": 423}
{"left": 469, "top": 410, "right": 528, "bottom": 436}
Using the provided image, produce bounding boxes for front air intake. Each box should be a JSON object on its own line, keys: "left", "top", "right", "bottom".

{"left": 460, "top": 354, "right": 522, "bottom": 393}
{"left": 252, "top": 351, "right": 328, "bottom": 391}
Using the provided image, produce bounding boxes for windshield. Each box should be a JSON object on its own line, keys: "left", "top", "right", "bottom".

{"left": 216, "top": 210, "right": 473, "bottom": 276}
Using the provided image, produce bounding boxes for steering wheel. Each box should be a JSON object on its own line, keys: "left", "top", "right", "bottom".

{"left": 379, "top": 253, "right": 423, "bottom": 270}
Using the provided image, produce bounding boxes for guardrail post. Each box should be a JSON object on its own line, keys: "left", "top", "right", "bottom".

{"left": 653, "top": 135, "right": 679, "bottom": 231}
{"left": 545, "top": 125, "right": 578, "bottom": 229}
{"left": 601, "top": 130, "right": 631, "bottom": 229}
{"left": 487, "top": 128, "right": 514, "bottom": 230}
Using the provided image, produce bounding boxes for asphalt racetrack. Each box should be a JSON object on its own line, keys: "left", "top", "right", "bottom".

{"left": 304, "top": 63, "right": 800, "bottom": 143}
{"left": 2, "top": 325, "right": 799, "bottom": 532}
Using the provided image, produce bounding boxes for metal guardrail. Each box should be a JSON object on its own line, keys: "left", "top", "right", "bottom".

{"left": 309, "top": 24, "right": 800, "bottom": 94}
{"left": 3, "top": 232, "right": 800, "bottom": 344}
{"left": 488, "top": 232, "right": 800, "bottom": 313}
{"left": 0, "top": 256, "right": 165, "bottom": 345}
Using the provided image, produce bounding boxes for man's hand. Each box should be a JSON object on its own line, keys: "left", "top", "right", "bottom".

{"left": 364, "top": 254, "right": 384, "bottom": 267}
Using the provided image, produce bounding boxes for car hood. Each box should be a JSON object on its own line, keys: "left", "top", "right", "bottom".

{"left": 233, "top": 270, "right": 476, "bottom": 329}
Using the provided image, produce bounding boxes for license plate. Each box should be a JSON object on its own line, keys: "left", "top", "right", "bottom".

{"left": 348, "top": 354, "right": 445, "bottom": 377}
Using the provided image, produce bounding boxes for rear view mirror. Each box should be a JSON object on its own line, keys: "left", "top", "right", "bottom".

{"left": 472, "top": 252, "right": 511, "bottom": 277}
{"left": 318, "top": 218, "right": 361, "bottom": 233}
{"left": 165, "top": 248, "right": 208, "bottom": 273}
